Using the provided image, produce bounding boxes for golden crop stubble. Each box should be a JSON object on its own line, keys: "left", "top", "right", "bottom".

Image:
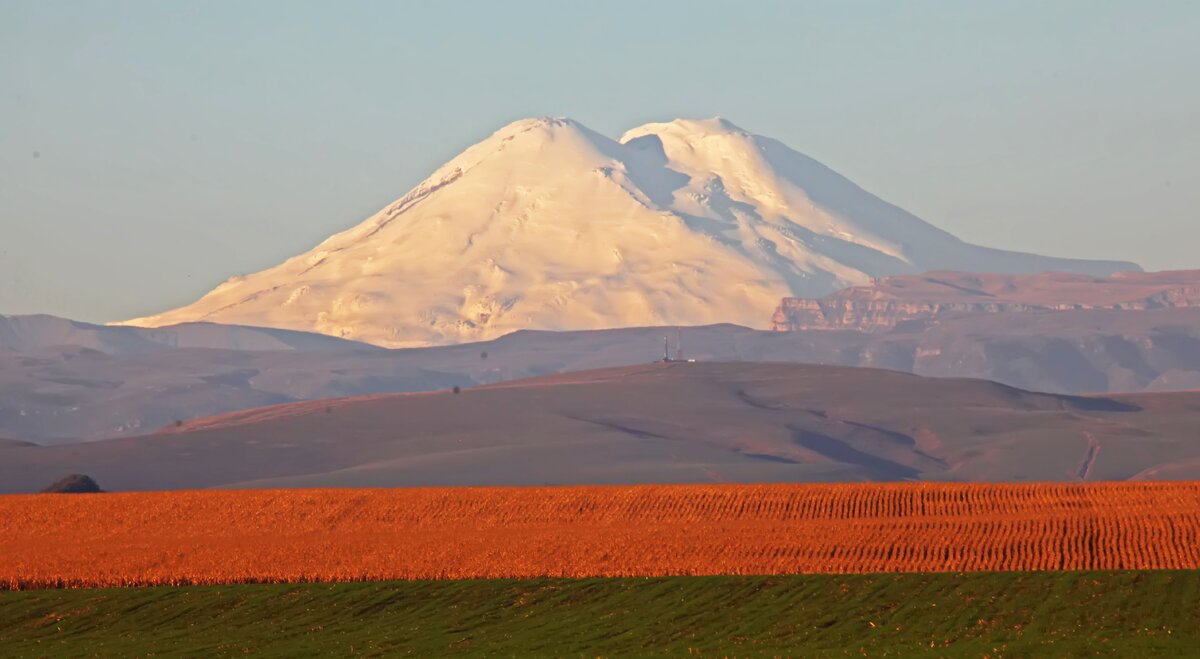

{"left": 2, "top": 482, "right": 1200, "bottom": 589}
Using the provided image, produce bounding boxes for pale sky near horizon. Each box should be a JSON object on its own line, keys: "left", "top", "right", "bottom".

{"left": 2, "top": 0, "right": 1197, "bottom": 322}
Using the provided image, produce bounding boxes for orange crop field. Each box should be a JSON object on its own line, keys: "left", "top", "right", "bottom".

{"left": 3, "top": 482, "right": 1200, "bottom": 589}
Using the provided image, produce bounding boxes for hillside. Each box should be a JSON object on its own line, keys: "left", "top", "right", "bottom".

{"left": 0, "top": 343, "right": 468, "bottom": 443}
{"left": 3, "top": 362, "right": 1200, "bottom": 491}
{"left": 0, "top": 313, "right": 370, "bottom": 354}
{"left": 10, "top": 305, "right": 1200, "bottom": 442}
{"left": 120, "top": 117, "right": 1136, "bottom": 347}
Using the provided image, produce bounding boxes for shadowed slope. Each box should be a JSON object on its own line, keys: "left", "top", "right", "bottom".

{"left": 13, "top": 299, "right": 1200, "bottom": 443}
{"left": 2, "top": 362, "right": 1199, "bottom": 492}
{"left": 0, "top": 313, "right": 371, "bottom": 354}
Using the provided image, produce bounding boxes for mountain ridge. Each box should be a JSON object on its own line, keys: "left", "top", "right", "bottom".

{"left": 121, "top": 116, "right": 1138, "bottom": 347}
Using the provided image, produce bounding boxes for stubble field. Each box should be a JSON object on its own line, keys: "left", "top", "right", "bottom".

{"left": 4, "top": 481, "right": 1200, "bottom": 589}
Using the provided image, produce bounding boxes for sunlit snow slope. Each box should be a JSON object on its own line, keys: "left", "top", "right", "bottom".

{"left": 124, "top": 117, "right": 1139, "bottom": 347}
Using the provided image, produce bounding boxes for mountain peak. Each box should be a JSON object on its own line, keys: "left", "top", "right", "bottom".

{"left": 490, "top": 116, "right": 579, "bottom": 138}
{"left": 620, "top": 116, "right": 749, "bottom": 144}
{"left": 121, "top": 116, "right": 1139, "bottom": 347}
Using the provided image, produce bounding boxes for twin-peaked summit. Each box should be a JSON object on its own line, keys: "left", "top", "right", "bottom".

{"left": 124, "top": 117, "right": 1138, "bottom": 347}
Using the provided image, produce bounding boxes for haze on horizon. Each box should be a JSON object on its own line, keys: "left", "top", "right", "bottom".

{"left": 2, "top": 0, "right": 1198, "bottom": 323}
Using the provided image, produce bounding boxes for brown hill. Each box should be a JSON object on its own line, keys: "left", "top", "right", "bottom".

{"left": 9, "top": 306, "right": 1200, "bottom": 445}
{"left": 2, "top": 362, "right": 1199, "bottom": 493}
{"left": 0, "top": 344, "right": 469, "bottom": 443}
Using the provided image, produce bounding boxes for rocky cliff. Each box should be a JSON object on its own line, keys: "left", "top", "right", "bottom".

{"left": 771, "top": 270, "right": 1200, "bottom": 332}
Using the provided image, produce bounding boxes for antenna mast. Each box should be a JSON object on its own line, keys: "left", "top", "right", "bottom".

{"left": 675, "top": 328, "right": 684, "bottom": 362}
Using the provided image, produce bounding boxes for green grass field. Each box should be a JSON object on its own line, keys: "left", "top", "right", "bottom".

{"left": 1, "top": 572, "right": 1196, "bottom": 657}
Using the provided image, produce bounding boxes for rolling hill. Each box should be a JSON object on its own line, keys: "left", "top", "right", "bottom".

{"left": 0, "top": 313, "right": 369, "bottom": 355}
{"left": 3, "top": 362, "right": 1199, "bottom": 493}
{"left": 8, "top": 305, "right": 1200, "bottom": 442}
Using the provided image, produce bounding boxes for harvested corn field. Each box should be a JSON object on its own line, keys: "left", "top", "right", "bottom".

{"left": 3, "top": 482, "right": 1200, "bottom": 589}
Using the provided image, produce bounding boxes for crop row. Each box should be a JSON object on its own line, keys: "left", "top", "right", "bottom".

{"left": 2, "top": 482, "right": 1199, "bottom": 589}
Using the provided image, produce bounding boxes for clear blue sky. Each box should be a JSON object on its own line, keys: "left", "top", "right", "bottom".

{"left": 2, "top": 0, "right": 1197, "bottom": 322}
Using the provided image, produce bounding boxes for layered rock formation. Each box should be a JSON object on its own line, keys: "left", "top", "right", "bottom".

{"left": 771, "top": 270, "right": 1200, "bottom": 332}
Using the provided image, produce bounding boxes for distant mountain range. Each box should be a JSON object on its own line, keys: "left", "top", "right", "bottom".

{"left": 118, "top": 117, "right": 1137, "bottom": 347}
{"left": 7, "top": 269, "right": 1200, "bottom": 444}
{"left": 3, "top": 362, "right": 1198, "bottom": 493}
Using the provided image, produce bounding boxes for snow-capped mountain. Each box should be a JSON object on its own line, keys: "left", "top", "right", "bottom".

{"left": 123, "top": 117, "right": 1138, "bottom": 347}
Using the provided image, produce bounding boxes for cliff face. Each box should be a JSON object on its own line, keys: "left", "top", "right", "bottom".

{"left": 771, "top": 270, "right": 1200, "bottom": 332}
{"left": 770, "top": 298, "right": 1048, "bottom": 332}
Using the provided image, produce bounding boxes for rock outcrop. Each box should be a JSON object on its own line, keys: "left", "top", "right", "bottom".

{"left": 771, "top": 270, "right": 1200, "bottom": 332}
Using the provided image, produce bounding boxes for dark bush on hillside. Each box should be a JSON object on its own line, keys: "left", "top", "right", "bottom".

{"left": 41, "top": 474, "right": 104, "bottom": 494}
